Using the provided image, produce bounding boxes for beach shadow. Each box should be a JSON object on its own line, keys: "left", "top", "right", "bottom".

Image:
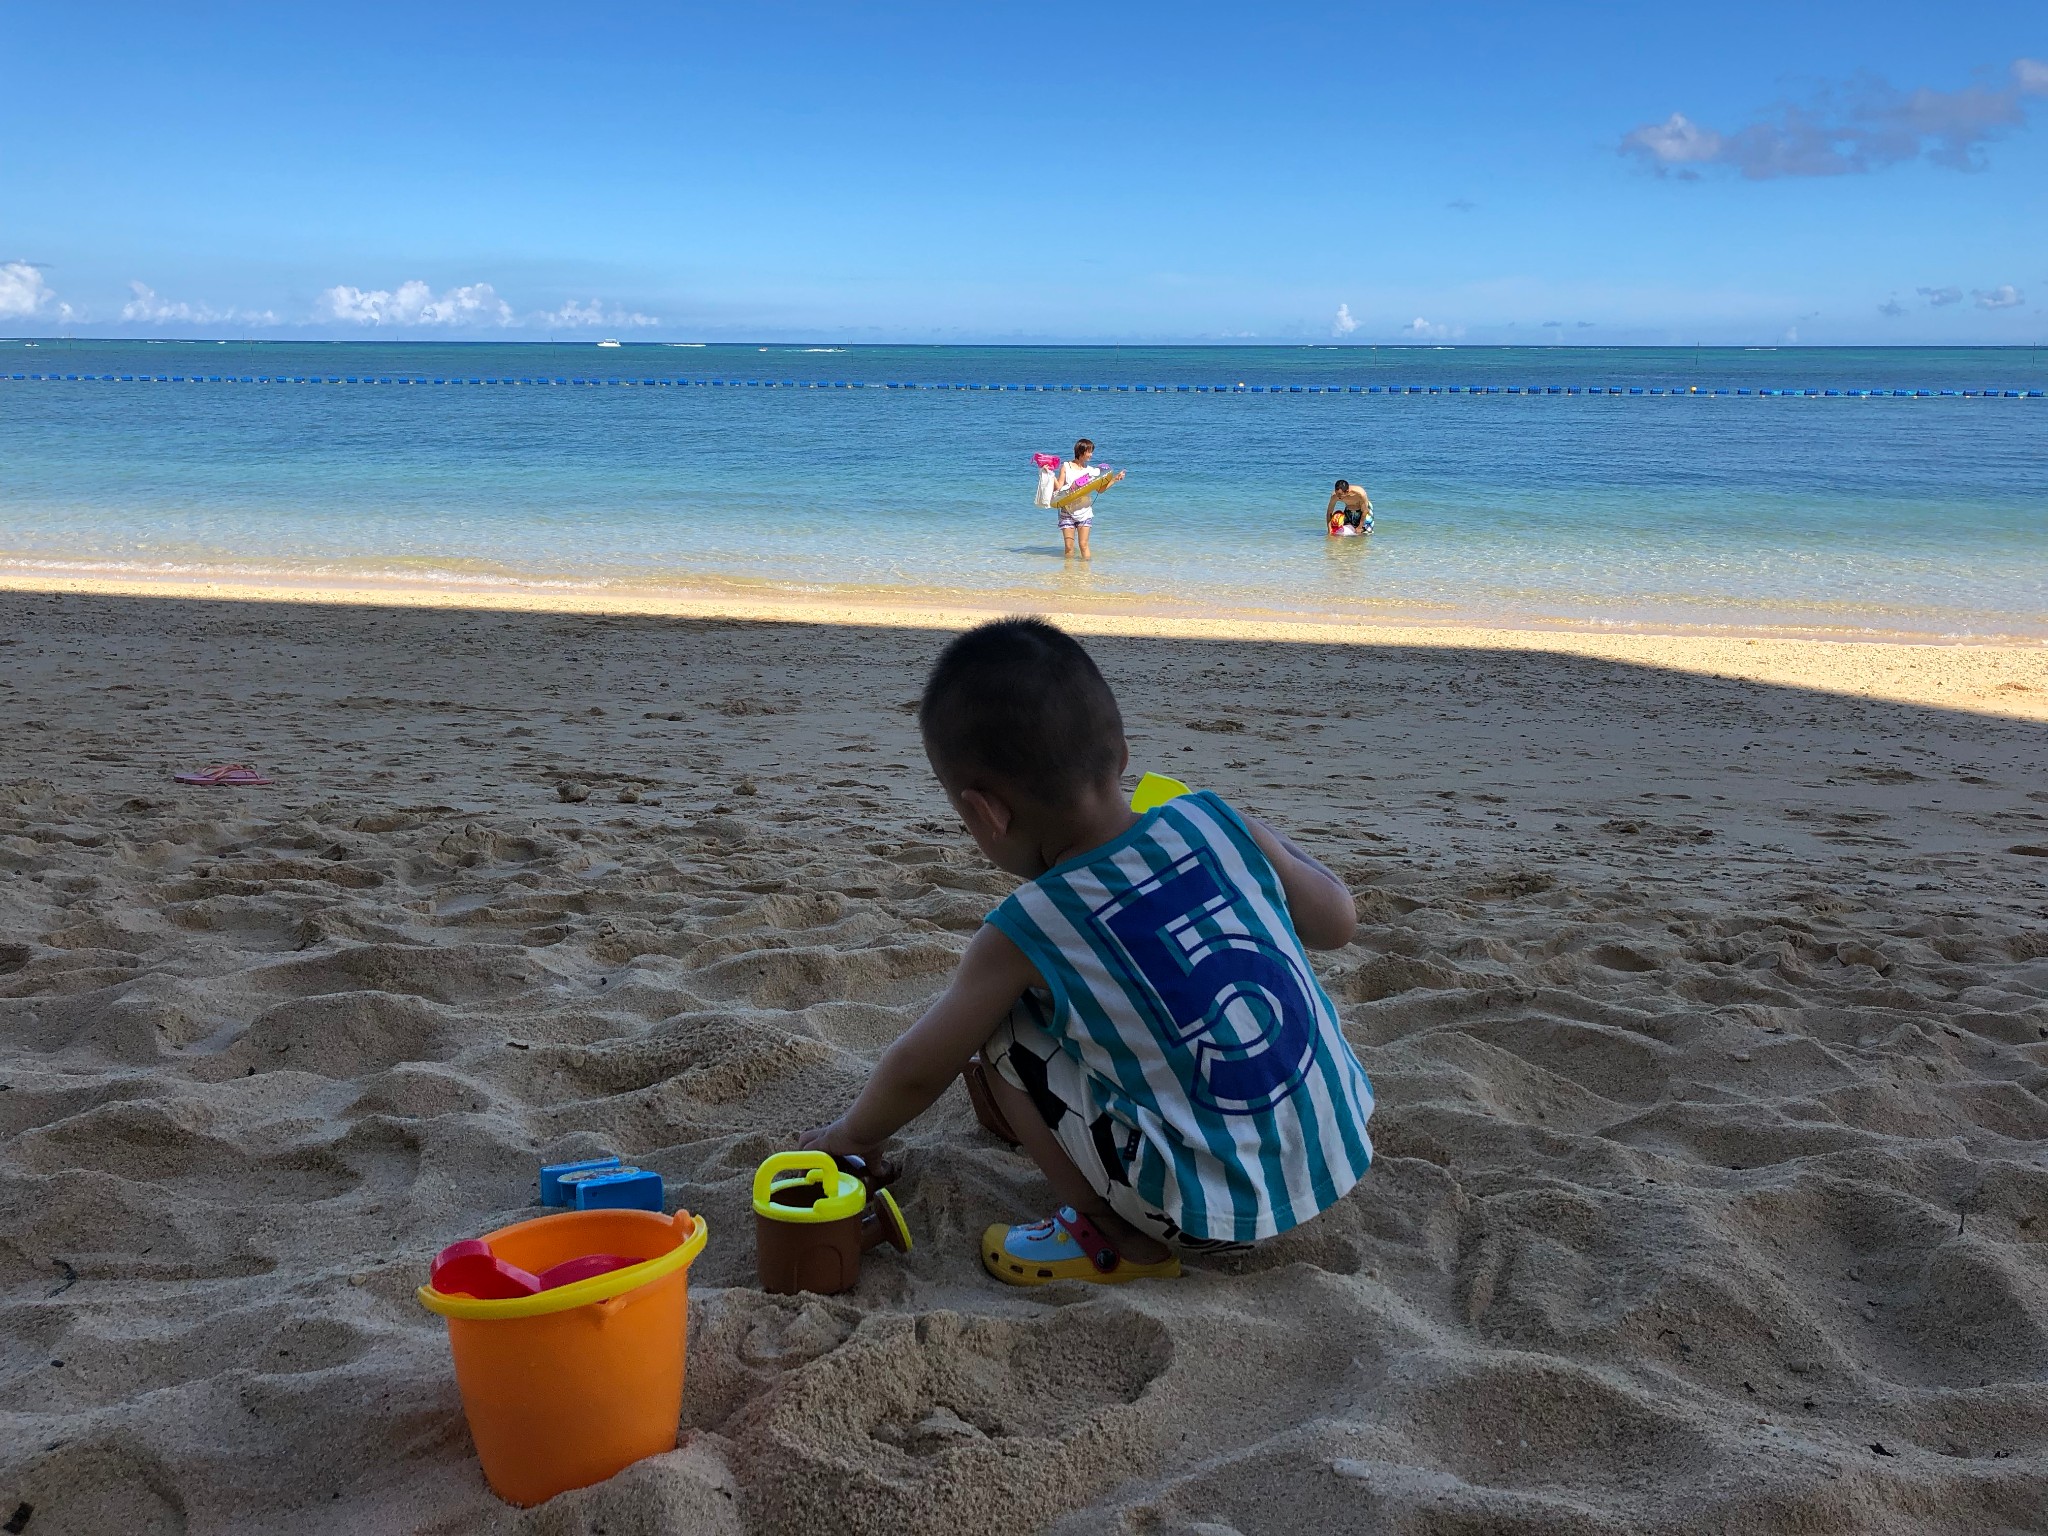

{"left": 2, "top": 587, "right": 2045, "bottom": 1536}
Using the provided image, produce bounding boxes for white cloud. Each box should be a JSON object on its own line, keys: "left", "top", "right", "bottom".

{"left": 1622, "top": 57, "right": 2046, "bottom": 179}
{"left": 121, "top": 281, "right": 278, "bottom": 328}
{"left": 318, "top": 279, "right": 514, "bottom": 327}
{"left": 0, "top": 261, "right": 55, "bottom": 318}
{"left": 1332, "top": 303, "right": 1357, "bottom": 336}
{"left": 537, "top": 298, "right": 661, "bottom": 330}
{"left": 1973, "top": 284, "right": 2024, "bottom": 309}
{"left": 1400, "top": 316, "right": 1459, "bottom": 339}
{"left": 1877, "top": 297, "right": 1904, "bottom": 317}
{"left": 307, "top": 283, "right": 662, "bottom": 331}
{"left": 1621, "top": 112, "right": 1724, "bottom": 176}
{"left": 1918, "top": 285, "right": 1964, "bottom": 306}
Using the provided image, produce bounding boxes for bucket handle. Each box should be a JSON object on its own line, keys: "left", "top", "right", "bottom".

{"left": 593, "top": 1214, "right": 703, "bottom": 1322}
{"left": 752, "top": 1150, "right": 836, "bottom": 1209}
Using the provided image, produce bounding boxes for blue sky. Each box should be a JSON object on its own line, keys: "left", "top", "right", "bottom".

{"left": 2, "top": 2, "right": 2043, "bottom": 344}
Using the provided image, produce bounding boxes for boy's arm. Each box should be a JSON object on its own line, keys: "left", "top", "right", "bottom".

{"left": 1242, "top": 814, "right": 1358, "bottom": 950}
{"left": 1325, "top": 492, "right": 1340, "bottom": 515}
{"left": 802, "top": 923, "right": 1040, "bottom": 1160}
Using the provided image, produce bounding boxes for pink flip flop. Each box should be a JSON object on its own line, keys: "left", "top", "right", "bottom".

{"left": 172, "top": 764, "right": 273, "bottom": 787}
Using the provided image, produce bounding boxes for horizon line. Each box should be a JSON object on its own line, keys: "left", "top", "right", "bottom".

{"left": 5, "top": 337, "right": 2046, "bottom": 352}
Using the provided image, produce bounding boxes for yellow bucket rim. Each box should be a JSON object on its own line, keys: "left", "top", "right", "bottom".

{"left": 417, "top": 1210, "right": 707, "bottom": 1321}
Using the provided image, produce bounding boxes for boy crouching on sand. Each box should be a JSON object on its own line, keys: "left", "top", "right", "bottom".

{"left": 804, "top": 618, "right": 1375, "bottom": 1284}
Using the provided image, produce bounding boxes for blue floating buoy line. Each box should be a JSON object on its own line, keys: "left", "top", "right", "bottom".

{"left": 1, "top": 373, "right": 2039, "bottom": 398}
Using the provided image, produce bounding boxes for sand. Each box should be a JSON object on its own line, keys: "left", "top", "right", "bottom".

{"left": 1, "top": 584, "right": 2045, "bottom": 1535}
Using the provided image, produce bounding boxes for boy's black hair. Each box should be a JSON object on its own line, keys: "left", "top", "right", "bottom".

{"left": 919, "top": 618, "right": 1124, "bottom": 807}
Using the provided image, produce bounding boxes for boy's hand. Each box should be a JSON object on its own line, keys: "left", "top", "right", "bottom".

{"left": 799, "top": 1116, "right": 885, "bottom": 1164}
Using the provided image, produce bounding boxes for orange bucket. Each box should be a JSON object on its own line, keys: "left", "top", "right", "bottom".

{"left": 417, "top": 1206, "right": 709, "bottom": 1506}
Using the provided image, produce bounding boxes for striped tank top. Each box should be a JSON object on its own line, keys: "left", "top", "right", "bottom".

{"left": 985, "top": 791, "right": 1375, "bottom": 1243}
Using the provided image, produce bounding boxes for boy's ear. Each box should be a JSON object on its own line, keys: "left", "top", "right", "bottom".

{"left": 956, "top": 786, "right": 1012, "bottom": 840}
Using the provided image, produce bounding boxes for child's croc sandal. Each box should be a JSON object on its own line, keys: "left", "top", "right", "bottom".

{"left": 981, "top": 1207, "right": 1181, "bottom": 1287}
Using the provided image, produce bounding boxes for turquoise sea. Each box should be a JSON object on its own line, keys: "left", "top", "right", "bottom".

{"left": 2, "top": 340, "right": 2043, "bottom": 639}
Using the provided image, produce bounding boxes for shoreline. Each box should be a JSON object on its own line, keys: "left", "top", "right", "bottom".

{"left": 5, "top": 568, "right": 2045, "bottom": 721}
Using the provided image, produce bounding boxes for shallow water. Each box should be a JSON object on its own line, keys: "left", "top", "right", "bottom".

{"left": 3, "top": 340, "right": 2043, "bottom": 638}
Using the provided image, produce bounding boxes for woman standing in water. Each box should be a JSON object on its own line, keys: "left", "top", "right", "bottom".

{"left": 1054, "top": 439, "right": 1124, "bottom": 559}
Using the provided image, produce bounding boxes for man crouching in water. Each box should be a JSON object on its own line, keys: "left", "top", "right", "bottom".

{"left": 1325, "top": 480, "right": 1373, "bottom": 536}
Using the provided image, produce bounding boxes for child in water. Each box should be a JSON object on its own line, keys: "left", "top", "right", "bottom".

{"left": 804, "top": 619, "right": 1375, "bottom": 1283}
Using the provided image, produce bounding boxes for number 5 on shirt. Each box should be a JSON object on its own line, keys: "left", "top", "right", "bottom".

{"left": 1093, "top": 851, "right": 1317, "bottom": 1115}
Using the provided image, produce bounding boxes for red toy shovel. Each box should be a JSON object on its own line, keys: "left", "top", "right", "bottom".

{"left": 430, "top": 1240, "right": 542, "bottom": 1299}
{"left": 430, "top": 1239, "right": 639, "bottom": 1298}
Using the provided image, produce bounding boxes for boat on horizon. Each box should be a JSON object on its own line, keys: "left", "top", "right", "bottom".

{"left": 597, "top": 338, "right": 621, "bottom": 348}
